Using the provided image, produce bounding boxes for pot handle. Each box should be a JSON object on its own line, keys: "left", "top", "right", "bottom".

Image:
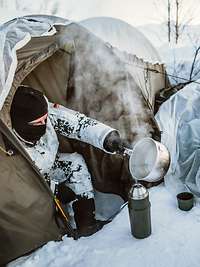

{"left": 123, "top": 148, "right": 133, "bottom": 157}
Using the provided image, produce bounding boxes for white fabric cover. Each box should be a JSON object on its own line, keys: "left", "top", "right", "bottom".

{"left": 80, "top": 17, "right": 161, "bottom": 63}
{"left": 0, "top": 15, "right": 71, "bottom": 111}
{"left": 156, "top": 81, "right": 200, "bottom": 197}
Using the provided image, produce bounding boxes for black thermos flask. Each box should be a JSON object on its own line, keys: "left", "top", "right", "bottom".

{"left": 128, "top": 183, "right": 151, "bottom": 239}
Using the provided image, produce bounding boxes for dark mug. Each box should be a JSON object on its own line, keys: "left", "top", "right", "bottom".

{"left": 176, "top": 192, "right": 194, "bottom": 211}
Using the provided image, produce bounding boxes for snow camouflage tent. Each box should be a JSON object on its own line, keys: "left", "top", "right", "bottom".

{"left": 0, "top": 15, "right": 167, "bottom": 265}
{"left": 80, "top": 16, "right": 161, "bottom": 63}
{"left": 156, "top": 81, "right": 200, "bottom": 198}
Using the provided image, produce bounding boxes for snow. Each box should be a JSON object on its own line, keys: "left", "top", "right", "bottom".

{"left": 80, "top": 17, "right": 161, "bottom": 63}
{"left": 0, "top": 8, "right": 25, "bottom": 24}
{"left": 2, "top": 2, "right": 200, "bottom": 267}
{"left": 8, "top": 185, "right": 200, "bottom": 267}
{"left": 139, "top": 23, "right": 200, "bottom": 85}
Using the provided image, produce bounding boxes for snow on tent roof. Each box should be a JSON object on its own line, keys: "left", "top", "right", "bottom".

{"left": 0, "top": 15, "right": 166, "bottom": 118}
{"left": 0, "top": 15, "right": 71, "bottom": 111}
{"left": 80, "top": 17, "right": 162, "bottom": 64}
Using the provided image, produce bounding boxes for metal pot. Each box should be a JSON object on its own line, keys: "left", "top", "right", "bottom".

{"left": 126, "top": 137, "right": 170, "bottom": 182}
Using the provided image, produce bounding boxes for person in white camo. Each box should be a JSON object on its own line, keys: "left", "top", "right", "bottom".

{"left": 10, "top": 86, "right": 126, "bottom": 237}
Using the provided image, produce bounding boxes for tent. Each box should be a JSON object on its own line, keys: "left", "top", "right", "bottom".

{"left": 79, "top": 16, "right": 167, "bottom": 127}
{"left": 0, "top": 15, "right": 167, "bottom": 265}
{"left": 156, "top": 80, "right": 200, "bottom": 198}
{"left": 80, "top": 17, "right": 162, "bottom": 63}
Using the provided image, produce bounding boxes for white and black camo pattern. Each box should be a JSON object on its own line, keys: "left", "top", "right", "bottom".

{"left": 48, "top": 103, "right": 115, "bottom": 149}
{"left": 49, "top": 152, "right": 94, "bottom": 198}
{"left": 18, "top": 102, "right": 115, "bottom": 197}
{"left": 53, "top": 113, "right": 98, "bottom": 140}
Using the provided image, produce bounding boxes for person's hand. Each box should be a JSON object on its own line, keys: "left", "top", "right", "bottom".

{"left": 103, "top": 131, "right": 126, "bottom": 154}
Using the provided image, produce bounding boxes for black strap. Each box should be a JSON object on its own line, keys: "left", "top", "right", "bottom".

{"left": 1, "top": 133, "right": 18, "bottom": 156}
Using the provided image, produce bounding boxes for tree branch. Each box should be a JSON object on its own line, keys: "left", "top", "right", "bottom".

{"left": 189, "top": 46, "right": 200, "bottom": 81}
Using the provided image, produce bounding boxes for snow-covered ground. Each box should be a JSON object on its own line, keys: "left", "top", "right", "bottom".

{"left": 8, "top": 184, "right": 200, "bottom": 267}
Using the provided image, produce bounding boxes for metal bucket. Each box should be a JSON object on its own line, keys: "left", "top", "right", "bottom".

{"left": 128, "top": 137, "right": 170, "bottom": 182}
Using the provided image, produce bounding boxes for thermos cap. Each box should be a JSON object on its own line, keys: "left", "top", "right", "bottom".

{"left": 129, "top": 183, "right": 148, "bottom": 200}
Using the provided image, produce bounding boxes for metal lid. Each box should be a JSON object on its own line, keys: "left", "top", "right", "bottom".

{"left": 129, "top": 183, "right": 148, "bottom": 200}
